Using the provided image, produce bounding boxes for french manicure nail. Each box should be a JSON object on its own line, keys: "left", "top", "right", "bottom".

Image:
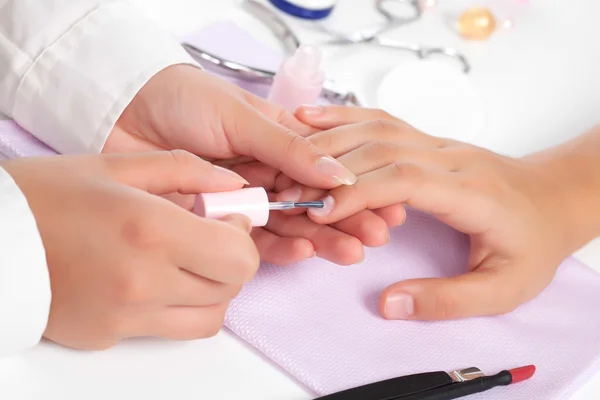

{"left": 315, "top": 156, "right": 357, "bottom": 185}
{"left": 308, "top": 195, "right": 335, "bottom": 217}
{"left": 277, "top": 186, "right": 302, "bottom": 202}
{"left": 384, "top": 292, "right": 414, "bottom": 319}
{"left": 300, "top": 104, "right": 324, "bottom": 116}
{"left": 213, "top": 165, "right": 249, "bottom": 185}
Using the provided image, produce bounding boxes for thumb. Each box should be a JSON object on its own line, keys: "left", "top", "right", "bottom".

{"left": 220, "top": 214, "right": 252, "bottom": 234}
{"left": 226, "top": 104, "right": 357, "bottom": 189}
{"left": 296, "top": 105, "right": 399, "bottom": 130}
{"left": 239, "top": 89, "right": 319, "bottom": 137}
{"left": 379, "top": 266, "right": 531, "bottom": 321}
{"left": 105, "top": 150, "right": 248, "bottom": 195}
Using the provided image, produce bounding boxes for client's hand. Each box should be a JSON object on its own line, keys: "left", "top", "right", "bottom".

{"left": 2, "top": 151, "right": 258, "bottom": 350}
{"left": 276, "top": 105, "right": 575, "bottom": 321}
{"left": 105, "top": 65, "right": 391, "bottom": 266}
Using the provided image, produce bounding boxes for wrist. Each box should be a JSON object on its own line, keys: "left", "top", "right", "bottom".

{"left": 523, "top": 128, "right": 600, "bottom": 252}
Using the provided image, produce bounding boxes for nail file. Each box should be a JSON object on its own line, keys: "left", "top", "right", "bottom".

{"left": 194, "top": 187, "right": 324, "bottom": 227}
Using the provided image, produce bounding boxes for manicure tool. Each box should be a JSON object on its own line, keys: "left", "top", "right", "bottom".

{"left": 310, "top": 0, "right": 470, "bottom": 73}
{"left": 194, "top": 187, "right": 323, "bottom": 227}
{"left": 315, "top": 364, "right": 536, "bottom": 400}
{"left": 181, "top": 0, "right": 361, "bottom": 106}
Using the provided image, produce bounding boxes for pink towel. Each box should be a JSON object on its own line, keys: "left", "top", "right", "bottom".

{"left": 2, "top": 22, "right": 600, "bottom": 400}
{"left": 226, "top": 210, "right": 600, "bottom": 399}
{"left": 0, "top": 120, "right": 56, "bottom": 158}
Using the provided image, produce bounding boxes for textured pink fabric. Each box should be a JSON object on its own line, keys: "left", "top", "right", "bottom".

{"left": 0, "top": 120, "right": 56, "bottom": 158}
{"left": 2, "top": 21, "right": 600, "bottom": 400}
{"left": 226, "top": 209, "right": 600, "bottom": 399}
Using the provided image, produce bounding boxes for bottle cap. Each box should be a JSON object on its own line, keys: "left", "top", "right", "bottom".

{"left": 194, "top": 187, "right": 270, "bottom": 227}
{"left": 286, "top": 45, "right": 324, "bottom": 82}
{"left": 268, "top": 0, "right": 337, "bottom": 20}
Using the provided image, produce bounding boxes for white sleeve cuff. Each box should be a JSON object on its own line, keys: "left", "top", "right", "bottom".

{"left": 0, "top": 166, "right": 50, "bottom": 357}
{"left": 11, "top": 1, "right": 200, "bottom": 155}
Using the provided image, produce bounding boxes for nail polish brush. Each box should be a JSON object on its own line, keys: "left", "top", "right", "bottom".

{"left": 194, "top": 187, "right": 323, "bottom": 227}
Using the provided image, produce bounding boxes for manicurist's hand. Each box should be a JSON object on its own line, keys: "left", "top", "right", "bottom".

{"left": 2, "top": 151, "right": 258, "bottom": 350}
{"left": 105, "top": 65, "right": 393, "bottom": 266}
{"left": 275, "top": 105, "right": 599, "bottom": 321}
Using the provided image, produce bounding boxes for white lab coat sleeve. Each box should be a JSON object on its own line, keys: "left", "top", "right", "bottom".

{"left": 0, "top": 166, "right": 50, "bottom": 357}
{"left": 0, "top": 0, "right": 199, "bottom": 154}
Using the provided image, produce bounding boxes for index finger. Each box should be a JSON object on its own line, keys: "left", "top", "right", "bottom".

{"left": 224, "top": 103, "right": 357, "bottom": 189}
{"left": 105, "top": 150, "right": 248, "bottom": 195}
{"left": 296, "top": 105, "right": 403, "bottom": 130}
{"left": 240, "top": 89, "right": 319, "bottom": 137}
{"left": 307, "top": 163, "right": 493, "bottom": 236}
{"left": 307, "top": 120, "right": 443, "bottom": 158}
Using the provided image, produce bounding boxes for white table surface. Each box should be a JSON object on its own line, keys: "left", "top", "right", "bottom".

{"left": 2, "top": 0, "right": 600, "bottom": 399}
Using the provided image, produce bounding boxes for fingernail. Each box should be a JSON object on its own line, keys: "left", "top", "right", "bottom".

{"left": 277, "top": 186, "right": 302, "bottom": 202}
{"left": 242, "top": 220, "right": 252, "bottom": 233}
{"left": 213, "top": 165, "right": 249, "bottom": 185}
{"left": 300, "top": 105, "right": 324, "bottom": 116}
{"left": 316, "top": 156, "right": 357, "bottom": 185}
{"left": 308, "top": 195, "right": 335, "bottom": 217}
{"left": 353, "top": 255, "right": 365, "bottom": 265}
{"left": 384, "top": 292, "right": 414, "bottom": 319}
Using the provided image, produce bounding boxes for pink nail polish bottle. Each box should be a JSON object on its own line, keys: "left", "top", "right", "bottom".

{"left": 193, "top": 187, "right": 325, "bottom": 227}
{"left": 267, "top": 45, "right": 325, "bottom": 112}
{"left": 194, "top": 187, "right": 270, "bottom": 227}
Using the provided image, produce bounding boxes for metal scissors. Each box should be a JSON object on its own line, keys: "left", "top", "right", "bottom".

{"left": 182, "top": 0, "right": 361, "bottom": 106}
{"left": 181, "top": 0, "right": 470, "bottom": 106}
{"left": 312, "top": 0, "right": 471, "bottom": 73}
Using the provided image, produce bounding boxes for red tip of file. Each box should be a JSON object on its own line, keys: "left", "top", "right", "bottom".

{"left": 509, "top": 365, "right": 536, "bottom": 384}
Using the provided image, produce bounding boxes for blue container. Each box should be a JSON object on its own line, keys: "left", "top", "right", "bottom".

{"left": 268, "top": 0, "right": 337, "bottom": 20}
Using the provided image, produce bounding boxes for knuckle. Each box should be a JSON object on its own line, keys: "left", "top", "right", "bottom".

{"left": 168, "top": 149, "right": 196, "bottom": 166}
{"left": 100, "top": 313, "right": 129, "bottom": 337}
{"left": 121, "top": 216, "right": 161, "bottom": 250}
{"left": 312, "top": 131, "right": 335, "bottom": 152}
{"left": 236, "top": 243, "right": 261, "bottom": 282}
{"left": 363, "top": 140, "right": 400, "bottom": 160}
{"left": 274, "top": 107, "right": 295, "bottom": 127}
{"left": 225, "top": 283, "right": 244, "bottom": 300}
{"left": 391, "top": 162, "right": 423, "bottom": 182}
{"left": 202, "top": 320, "right": 224, "bottom": 339}
{"left": 430, "top": 289, "right": 462, "bottom": 320}
{"left": 217, "top": 226, "right": 260, "bottom": 283}
{"left": 373, "top": 109, "right": 393, "bottom": 120}
{"left": 365, "top": 119, "right": 396, "bottom": 136}
{"left": 283, "top": 132, "right": 307, "bottom": 156}
{"left": 193, "top": 309, "right": 227, "bottom": 339}
{"left": 113, "top": 269, "right": 152, "bottom": 305}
